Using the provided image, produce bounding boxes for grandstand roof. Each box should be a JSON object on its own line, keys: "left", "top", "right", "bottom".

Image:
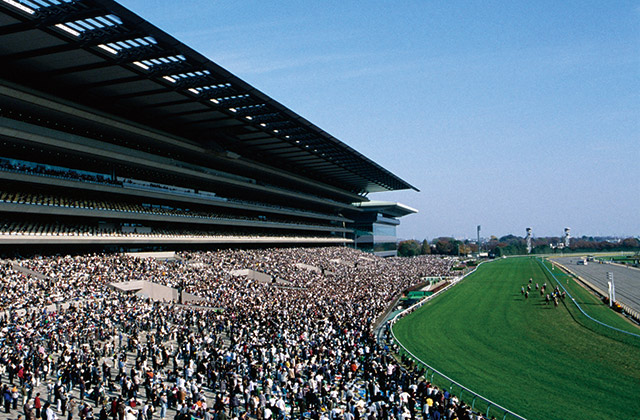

{"left": 352, "top": 201, "right": 418, "bottom": 218}
{"left": 0, "top": 0, "right": 419, "bottom": 195}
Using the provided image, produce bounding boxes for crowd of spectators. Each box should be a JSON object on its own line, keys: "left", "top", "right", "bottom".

{"left": 0, "top": 192, "right": 338, "bottom": 230}
{"left": 0, "top": 221, "right": 337, "bottom": 240}
{"left": 0, "top": 158, "right": 335, "bottom": 219}
{"left": 0, "top": 159, "right": 120, "bottom": 186}
{"left": 0, "top": 247, "right": 494, "bottom": 420}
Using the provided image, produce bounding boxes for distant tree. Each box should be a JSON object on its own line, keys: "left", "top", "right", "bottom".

{"left": 569, "top": 239, "right": 592, "bottom": 250}
{"left": 398, "top": 240, "right": 421, "bottom": 257}
{"left": 490, "top": 240, "right": 527, "bottom": 256}
{"left": 466, "top": 242, "right": 478, "bottom": 253}
{"left": 458, "top": 244, "right": 472, "bottom": 255}
{"left": 486, "top": 236, "right": 499, "bottom": 252}
{"left": 426, "top": 232, "right": 639, "bottom": 256}
{"left": 431, "top": 237, "right": 464, "bottom": 255}
{"left": 532, "top": 244, "right": 552, "bottom": 254}
{"left": 421, "top": 239, "right": 431, "bottom": 255}
{"left": 434, "top": 237, "right": 455, "bottom": 255}
{"left": 498, "top": 234, "right": 520, "bottom": 243}
{"left": 621, "top": 237, "right": 640, "bottom": 248}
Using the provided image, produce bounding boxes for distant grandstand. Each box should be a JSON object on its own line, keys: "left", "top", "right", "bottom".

{"left": 0, "top": 0, "right": 417, "bottom": 253}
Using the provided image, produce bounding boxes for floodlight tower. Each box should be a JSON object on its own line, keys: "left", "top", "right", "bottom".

{"left": 477, "top": 225, "right": 481, "bottom": 255}
{"left": 564, "top": 227, "right": 571, "bottom": 248}
{"left": 526, "top": 227, "right": 533, "bottom": 254}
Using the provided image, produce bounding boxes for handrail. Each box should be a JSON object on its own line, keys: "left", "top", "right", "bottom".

{"left": 537, "top": 258, "right": 640, "bottom": 339}
{"left": 550, "top": 261, "right": 640, "bottom": 324}
{"left": 388, "top": 260, "right": 528, "bottom": 420}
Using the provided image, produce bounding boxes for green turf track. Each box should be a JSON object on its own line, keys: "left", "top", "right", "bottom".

{"left": 392, "top": 256, "right": 640, "bottom": 420}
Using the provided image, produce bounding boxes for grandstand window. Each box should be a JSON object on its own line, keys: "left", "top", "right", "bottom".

{"left": 373, "top": 242, "right": 396, "bottom": 252}
{"left": 137, "top": 54, "right": 185, "bottom": 68}
{"left": 57, "top": 14, "right": 122, "bottom": 36}
{"left": 98, "top": 44, "right": 118, "bottom": 55}
{"left": 133, "top": 61, "right": 150, "bottom": 70}
{"left": 1, "top": 0, "right": 35, "bottom": 14}
{"left": 170, "top": 70, "right": 211, "bottom": 81}
{"left": 95, "top": 15, "right": 123, "bottom": 26}
{"left": 55, "top": 23, "right": 80, "bottom": 37}
{"left": 101, "top": 37, "right": 158, "bottom": 57}
{"left": 373, "top": 223, "right": 396, "bottom": 238}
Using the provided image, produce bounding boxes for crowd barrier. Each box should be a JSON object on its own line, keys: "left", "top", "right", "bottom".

{"left": 386, "top": 261, "right": 528, "bottom": 420}
{"left": 548, "top": 259, "right": 640, "bottom": 325}
{"left": 538, "top": 258, "right": 640, "bottom": 339}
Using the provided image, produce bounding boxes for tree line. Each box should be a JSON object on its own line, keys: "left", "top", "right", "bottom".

{"left": 398, "top": 237, "right": 478, "bottom": 257}
{"left": 398, "top": 236, "right": 640, "bottom": 257}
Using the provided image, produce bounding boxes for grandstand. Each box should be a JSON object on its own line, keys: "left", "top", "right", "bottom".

{"left": 347, "top": 201, "right": 418, "bottom": 257}
{"left": 0, "top": 0, "right": 417, "bottom": 252}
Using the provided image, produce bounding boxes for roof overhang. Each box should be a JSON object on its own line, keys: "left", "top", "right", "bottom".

{"left": 352, "top": 201, "right": 418, "bottom": 218}
{"left": 0, "top": 0, "right": 418, "bottom": 195}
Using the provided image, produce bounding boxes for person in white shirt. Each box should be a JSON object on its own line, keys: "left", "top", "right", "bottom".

{"left": 45, "top": 405, "right": 56, "bottom": 420}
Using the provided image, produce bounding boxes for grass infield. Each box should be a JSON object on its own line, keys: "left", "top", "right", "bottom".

{"left": 392, "top": 256, "right": 640, "bottom": 420}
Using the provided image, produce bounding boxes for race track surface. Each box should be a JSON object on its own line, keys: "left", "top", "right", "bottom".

{"left": 555, "top": 256, "right": 640, "bottom": 313}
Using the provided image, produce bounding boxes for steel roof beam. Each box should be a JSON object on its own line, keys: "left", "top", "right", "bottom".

{"left": 241, "top": 136, "right": 281, "bottom": 144}
{"left": 244, "top": 113, "right": 284, "bottom": 124}
{"left": 105, "top": 87, "right": 170, "bottom": 100}
{"left": 178, "top": 116, "right": 236, "bottom": 126}
{"left": 116, "top": 45, "right": 176, "bottom": 63}
{"left": 158, "top": 107, "right": 216, "bottom": 118}
{"left": 0, "top": 1, "right": 109, "bottom": 31}
{"left": 0, "top": 9, "right": 101, "bottom": 35}
{"left": 261, "top": 120, "right": 296, "bottom": 129}
{"left": 0, "top": 30, "right": 146, "bottom": 61}
{"left": 77, "top": 74, "right": 149, "bottom": 90}
{"left": 146, "top": 61, "right": 197, "bottom": 78}
{"left": 43, "top": 60, "right": 120, "bottom": 77}
{"left": 171, "top": 74, "right": 226, "bottom": 89}
{"left": 255, "top": 144, "right": 298, "bottom": 152}
{"left": 215, "top": 96, "right": 262, "bottom": 109}
{"left": 197, "top": 86, "right": 238, "bottom": 100}
{"left": 139, "top": 98, "right": 194, "bottom": 109}
{"left": 227, "top": 103, "right": 268, "bottom": 116}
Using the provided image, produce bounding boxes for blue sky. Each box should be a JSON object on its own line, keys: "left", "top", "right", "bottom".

{"left": 119, "top": 0, "right": 639, "bottom": 240}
